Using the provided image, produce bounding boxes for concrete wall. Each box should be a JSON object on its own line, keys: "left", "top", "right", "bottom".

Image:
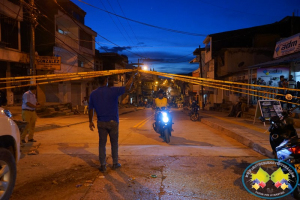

{"left": 207, "top": 60, "right": 215, "bottom": 79}
{"left": 204, "top": 37, "right": 212, "bottom": 63}
{"left": 214, "top": 89, "right": 223, "bottom": 104}
{"left": 0, "top": 0, "right": 23, "bottom": 20}
{"left": 217, "top": 48, "right": 272, "bottom": 77}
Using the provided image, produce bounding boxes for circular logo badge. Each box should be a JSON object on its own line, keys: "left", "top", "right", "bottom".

{"left": 242, "top": 159, "right": 299, "bottom": 199}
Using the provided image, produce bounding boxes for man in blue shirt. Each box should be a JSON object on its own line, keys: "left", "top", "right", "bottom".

{"left": 89, "top": 75, "right": 134, "bottom": 172}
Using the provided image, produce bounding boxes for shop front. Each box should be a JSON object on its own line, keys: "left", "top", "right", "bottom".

{"left": 248, "top": 33, "right": 300, "bottom": 105}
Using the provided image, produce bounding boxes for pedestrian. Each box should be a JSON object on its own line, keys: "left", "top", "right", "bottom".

{"left": 82, "top": 97, "right": 88, "bottom": 114}
{"left": 277, "top": 75, "right": 286, "bottom": 108}
{"left": 21, "top": 86, "right": 38, "bottom": 143}
{"left": 287, "top": 75, "right": 296, "bottom": 109}
{"left": 88, "top": 75, "right": 134, "bottom": 172}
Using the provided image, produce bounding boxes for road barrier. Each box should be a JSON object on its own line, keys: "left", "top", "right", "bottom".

{"left": 1, "top": 69, "right": 300, "bottom": 105}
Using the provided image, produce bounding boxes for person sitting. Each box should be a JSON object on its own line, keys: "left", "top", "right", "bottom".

{"left": 153, "top": 89, "right": 168, "bottom": 109}
{"left": 152, "top": 89, "right": 168, "bottom": 130}
{"left": 191, "top": 100, "right": 199, "bottom": 114}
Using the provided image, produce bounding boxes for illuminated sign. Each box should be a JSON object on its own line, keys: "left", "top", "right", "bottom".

{"left": 273, "top": 33, "right": 300, "bottom": 58}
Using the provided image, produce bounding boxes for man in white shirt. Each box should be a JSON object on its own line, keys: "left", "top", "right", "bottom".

{"left": 21, "top": 86, "right": 38, "bottom": 143}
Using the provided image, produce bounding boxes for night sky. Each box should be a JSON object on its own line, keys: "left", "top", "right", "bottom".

{"left": 72, "top": 0, "right": 300, "bottom": 74}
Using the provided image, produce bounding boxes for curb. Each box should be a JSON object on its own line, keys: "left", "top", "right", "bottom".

{"left": 35, "top": 108, "right": 141, "bottom": 133}
{"left": 200, "top": 117, "right": 273, "bottom": 158}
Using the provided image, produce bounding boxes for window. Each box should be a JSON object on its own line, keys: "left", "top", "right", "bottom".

{"left": 73, "top": 12, "right": 84, "bottom": 24}
{"left": 78, "top": 60, "right": 84, "bottom": 67}
{"left": 58, "top": 28, "right": 64, "bottom": 34}
{"left": 79, "top": 29, "right": 92, "bottom": 50}
{"left": 0, "top": 15, "right": 18, "bottom": 49}
{"left": 56, "top": 26, "right": 69, "bottom": 35}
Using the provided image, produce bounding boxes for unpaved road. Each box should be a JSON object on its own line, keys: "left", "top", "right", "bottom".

{"left": 11, "top": 109, "right": 293, "bottom": 200}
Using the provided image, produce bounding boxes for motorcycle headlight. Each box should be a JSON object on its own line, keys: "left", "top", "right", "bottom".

{"left": 162, "top": 112, "right": 169, "bottom": 123}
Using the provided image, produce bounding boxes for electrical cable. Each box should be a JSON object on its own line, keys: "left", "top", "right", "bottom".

{"left": 78, "top": 0, "right": 206, "bottom": 37}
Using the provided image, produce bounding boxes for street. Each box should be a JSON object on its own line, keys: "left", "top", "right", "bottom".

{"left": 10, "top": 108, "right": 290, "bottom": 200}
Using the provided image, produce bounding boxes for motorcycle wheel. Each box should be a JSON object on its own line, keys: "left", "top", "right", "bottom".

{"left": 164, "top": 129, "right": 170, "bottom": 143}
{"left": 190, "top": 113, "right": 199, "bottom": 121}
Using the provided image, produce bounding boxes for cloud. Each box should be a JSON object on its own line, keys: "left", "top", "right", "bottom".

{"left": 100, "top": 46, "right": 132, "bottom": 53}
{"left": 151, "top": 62, "right": 199, "bottom": 74}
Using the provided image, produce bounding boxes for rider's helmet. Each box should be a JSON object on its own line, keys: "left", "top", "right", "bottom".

{"left": 157, "top": 89, "right": 164, "bottom": 100}
{"left": 157, "top": 89, "right": 164, "bottom": 95}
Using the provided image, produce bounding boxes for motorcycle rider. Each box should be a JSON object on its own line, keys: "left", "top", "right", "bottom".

{"left": 152, "top": 89, "right": 170, "bottom": 134}
{"left": 191, "top": 100, "right": 199, "bottom": 111}
{"left": 153, "top": 89, "right": 168, "bottom": 110}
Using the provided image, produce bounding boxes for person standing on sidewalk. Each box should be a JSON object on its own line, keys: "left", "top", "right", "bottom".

{"left": 88, "top": 75, "right": 134, "bottom": 172}
{"left": 82, "top": 97, "right": 89, "bottom": 114}
{"left": 287, "top": 75, "right": 296, "bottom": 109}
{"left": 277, "top": 75, "right": 286, "bottom": 108}
{"left": 21, "top": 86, "right": 38, "bottom": 143}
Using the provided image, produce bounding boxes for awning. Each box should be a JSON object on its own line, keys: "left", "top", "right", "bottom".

{"left": 249, "top": 52, "right": 300, "bottom": 69}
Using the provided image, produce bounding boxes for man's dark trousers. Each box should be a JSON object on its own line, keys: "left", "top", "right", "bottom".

{"left": 97, "top": 121, "right": 119, "bottom": 165}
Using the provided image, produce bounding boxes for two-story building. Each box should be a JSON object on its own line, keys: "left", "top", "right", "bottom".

{"left": 21, "top": 0, "right": 97, "bottom": 107}
{"left": 202, "top": 16, "right": 300, "bottom": 107}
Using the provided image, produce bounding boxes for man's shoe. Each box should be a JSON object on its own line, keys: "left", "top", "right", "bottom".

{"left": 99, "top": 165, "right": 106, "bottom": 172}
{"left": 112, "top": 163, "right": 121, "bottom": 169}
{"left": 28, "top": 139, "right": 37, "bottom": 142}
{"left": 21, "top": 140, "right": 26, "bottom": 143}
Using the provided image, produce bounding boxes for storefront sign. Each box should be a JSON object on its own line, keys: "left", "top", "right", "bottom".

{"left": 256, "top": 67, "right": 289, "bottom": 87}
{"left": 273, "top": 33, "right": 300, "bottom": 58}
{"left": 253, "top": 100, "right": 283, "bottom": 125}
{"left": 36, "top": 56, "right": 61, "bottom": 70}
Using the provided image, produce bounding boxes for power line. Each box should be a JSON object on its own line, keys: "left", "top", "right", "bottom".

{"left": 78, "top": 0, "right": 206, "bottom": 37}
{"left": 105, "top": 0, "right": 135, "bottom": 45}
{"left": 98, "top": 0, "right": 131, "bottom": 46}
{"left": 116, "top": 0, "right": 146, "bottom": 53}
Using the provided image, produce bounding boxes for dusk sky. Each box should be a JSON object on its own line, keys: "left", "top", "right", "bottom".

{"left": 72, "top": 0, "right": 300, "bottom": 74}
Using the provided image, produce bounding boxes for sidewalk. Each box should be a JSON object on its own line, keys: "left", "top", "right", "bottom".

{"left": 9, "top": 106, "right": 145, "bottom": 133}
{"left": 192, "top": 110, "right": 299, "bottom": 158}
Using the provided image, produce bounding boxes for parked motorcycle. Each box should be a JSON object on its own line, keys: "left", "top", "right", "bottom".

{"left": 260, "top": 94, "right": 300, "bottom": 198}
{"left": 153, "top": 107, "right": 172, "bottom": 143}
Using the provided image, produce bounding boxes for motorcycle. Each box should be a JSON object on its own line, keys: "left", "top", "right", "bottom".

{"left": 190, "top": 106, "right": 200, "bottom": 121}
{"left": 260, "top": 94, "right": 300, "bottom": 198}
{"left": 153, "top": 107, "right": 173, "bottom": 143}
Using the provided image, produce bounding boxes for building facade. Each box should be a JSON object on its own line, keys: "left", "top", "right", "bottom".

{"left": 201, "top": 16, "right": 300, "bottom": 107}
{"left": 0, "top": 0, "right": 30, "bottom": 105}
{"left": 21, "top": 0, "right": 97, "bottom": 107}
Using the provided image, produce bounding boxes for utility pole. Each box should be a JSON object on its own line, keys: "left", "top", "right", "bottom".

{"left": 199, "top": 45, "right": 204, "bottom": 110}
{"left": 136, "top": 59, "right": 140, "bottom": 104}
{"left": 29, "top": 0, "right": 37, "bottom": 84}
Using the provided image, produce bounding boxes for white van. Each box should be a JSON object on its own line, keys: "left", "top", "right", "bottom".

{"left": 0, "top": 108, "right": 20, "bottom": 200}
